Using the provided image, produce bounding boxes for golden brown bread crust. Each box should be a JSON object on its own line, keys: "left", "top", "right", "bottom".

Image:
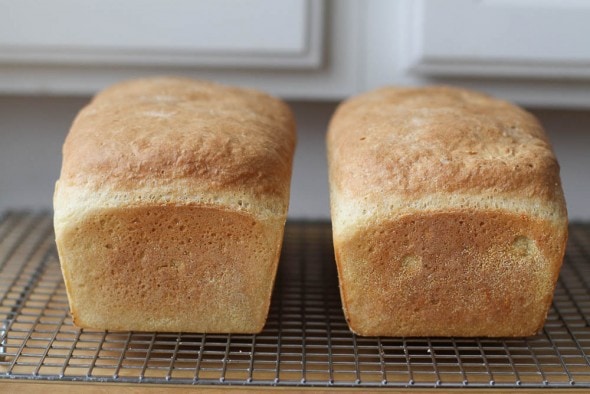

{"left": 327, "top": 86, "right": 568, "bottom": 337}
{"left": 329, "top": 86, "right": 561, "bottom": 203}
{"left": 57, "top": 206, "right": 283, "bottom": 333}
{"left": 54, "top": 77, "right": 296, "bottom": 333}
{"left": 61, "top": 77, "right": 295, "bottom": 202}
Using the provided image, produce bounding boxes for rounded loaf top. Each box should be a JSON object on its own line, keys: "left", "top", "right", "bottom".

{"left": 327, "top": 85, "right": 562, "bottom": 203}
{"left": 60, "top": 77, "right": 296, "bottom": 201}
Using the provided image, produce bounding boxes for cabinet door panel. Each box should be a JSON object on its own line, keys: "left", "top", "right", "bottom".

{"left": 405, "top": 0, "right": 590, "bottom": 79}
{"left": 0, "top": 0, "right": 323, "bottom": 69}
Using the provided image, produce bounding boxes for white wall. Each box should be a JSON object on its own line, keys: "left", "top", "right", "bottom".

{"left": 0, "top": 96, "right": 588, "bottom": 220}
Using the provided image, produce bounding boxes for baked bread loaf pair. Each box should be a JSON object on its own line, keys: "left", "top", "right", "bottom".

{"left": 55, "top": 78, "right": 567, "bottom": 337}
{"left": 327, "top": 86, "right": 568, "bottom": 337}
{"left": 54, "top": 77, "right": 296, "bottom": 333}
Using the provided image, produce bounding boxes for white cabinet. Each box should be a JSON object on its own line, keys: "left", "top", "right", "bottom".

{"left": 364, "top": 0, "right": 590, "bottom": 108}
{"left": 0, "top": 0, "right": 323, "bottom": 69}
{"left": 0, "top": 0, "right": 362, "bottom": 100}
{"left": 2, "top": 0, "right": 590, "bottom": 107}
{"left": 403, "top": 0, "right": 590, "bottom": 79}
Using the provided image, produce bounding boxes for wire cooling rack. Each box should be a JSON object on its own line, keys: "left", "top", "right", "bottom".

{"left": 1, "top": 211, "right": 590, "bottom": 389}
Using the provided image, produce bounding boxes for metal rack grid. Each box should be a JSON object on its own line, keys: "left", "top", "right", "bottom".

{"left": 1, "top": 211, "right": 590, "bottom": 388}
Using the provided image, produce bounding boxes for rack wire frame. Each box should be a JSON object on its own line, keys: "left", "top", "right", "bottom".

{"left": 1, "top": 211, "right": 590, "bottom": 388}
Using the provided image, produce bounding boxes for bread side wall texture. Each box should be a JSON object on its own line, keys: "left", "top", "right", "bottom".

{"left": 54, "top": 77, "right": 296, "bottom": 333}
{"left": 327, "top": 86, "right": 568, "bottom": 337}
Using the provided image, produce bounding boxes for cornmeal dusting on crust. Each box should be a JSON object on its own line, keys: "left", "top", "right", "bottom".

{"left": 54, "top": 77, "right": 296, "bottom": 333}
{"left": 327, "top": 86, "right": 568, "bottom": 337}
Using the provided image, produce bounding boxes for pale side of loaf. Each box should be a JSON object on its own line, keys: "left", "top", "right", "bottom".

{"left": 54, "top": 77, "right": 296, "bottom": 333}
{"left": 327, "top": 86, "right": 568, "bottom": 337}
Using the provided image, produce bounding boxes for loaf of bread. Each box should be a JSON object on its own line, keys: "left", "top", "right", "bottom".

{"left": 54, "top": 77, "right": 296, "bottom": 333}
{"left": 327, "top": 86, "right": 568, "bottom": 337}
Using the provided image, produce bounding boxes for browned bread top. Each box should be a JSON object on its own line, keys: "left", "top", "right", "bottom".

{"left": 60, "top": 77, "right": 296, "bottom": 208}
{"left": 328, "top": 86, "right": 562, "bottom": 204}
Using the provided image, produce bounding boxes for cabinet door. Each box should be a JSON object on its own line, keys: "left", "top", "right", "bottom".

{"left": 404, "top": 0, "right": 590, "bottom": 79}
{"left": 0, "top": 0, "right": 323, "bottom": 69}
{"left": 0, "top": 0, "right": 366, "bottom": 100}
